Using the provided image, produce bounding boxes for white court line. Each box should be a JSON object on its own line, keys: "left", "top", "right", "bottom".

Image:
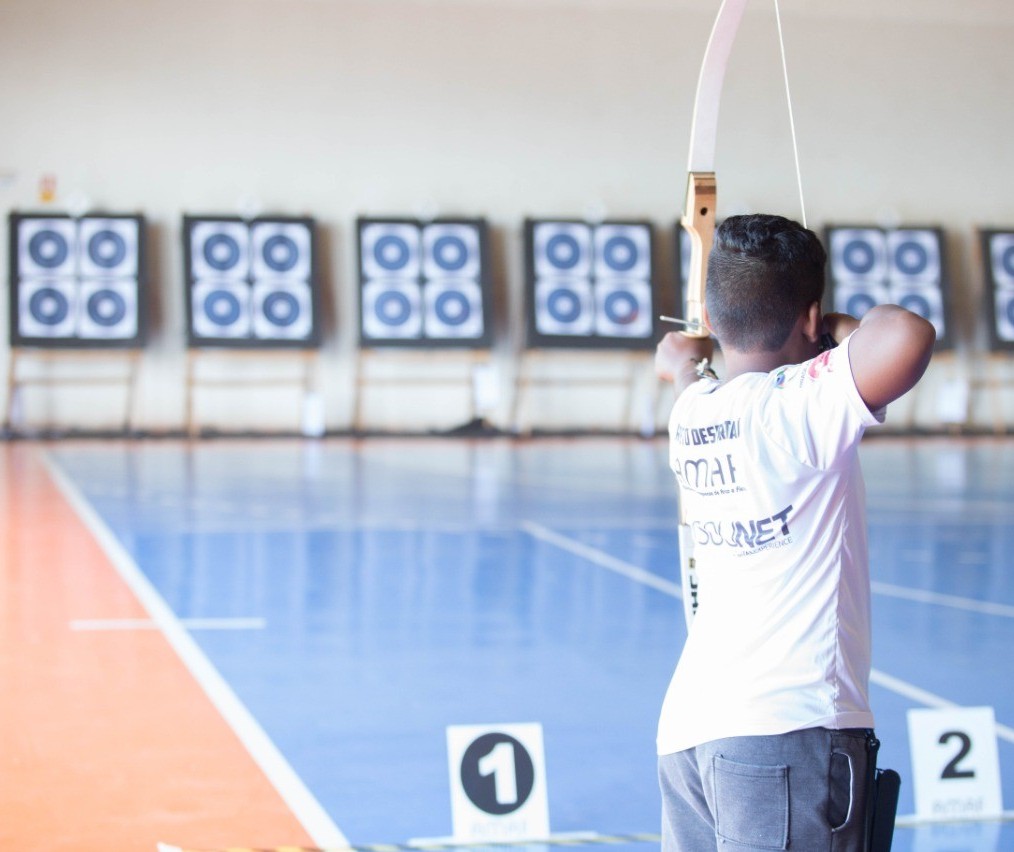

{"left": 520, "top": 520, "right": 682, "bottom": 598}
{"left": 871, "top": 582, "right": 1014, "bottom": 619}
{"left": 70, "top": 617, "right": 267, "bottom": 631}
{"left": 41, "top": 451, "right": 348, "bottom": 849}
{"left": 521, "top": 520, "right": 1014, "bottom": 744}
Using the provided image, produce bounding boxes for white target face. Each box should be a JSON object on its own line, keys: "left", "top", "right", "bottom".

{"left": 362, "top": 278, "right": 423, "bottom": 339}
{"left": 78, "top": 218, "right": 139, "bottom": 278}
{"left": 251, "top": 221, "right": 312, "bottom": 281}
{"left": 833, "top": 282, "right": 892, "bottom": 320}
{"left": 533, "top": 222, "right": 592, "bottom": 279}
{"left": 423, "top": 278, "right": 484, "bottom": 339}
{"left": 362, "top": 223, "right": 421, "bottom": 280}
{"left": 594, "top": 224, "right": 651, "bottom": 280}
{"left": 423, "top": 223, "right": 481, "bottom": 280}
{"left": 593, "top": 278, "right": 652, "bottom": 338}
{"left": 77, "top": 279, "right": 138, "bottom": 339}
{"left": 534, "top": 278, "right": 594, "bottom": 336}
{"left": 891, "top": 284, "right": 945, "bottom": 339}
{"left": 989, "top": 233, "right": 1014, "bottom": 289}
{"left": 192, "top": 279, "right": 252, "bottom": 339}
{"left": 18, "top": 279, "right": 79, "bottom": 338}
{"left": 888, "top": 230, "right": 941, "bottom": 284}
{"left": 679, "top": 228, "right": 693, "bottom": 288}
{"left": 995, "top": 293, "right": 1014, "bottom": 342}
{"left": 251, "top": 279, "right": 313, "bottom": 340}
{"left": 830, "top": 229, "right": 887, "bottom": 284}
{"left": 18, "top": 218, "right": 77, "bottom": 278}
{"left": 190, "top": 221, "right": 250, "bottom": 279}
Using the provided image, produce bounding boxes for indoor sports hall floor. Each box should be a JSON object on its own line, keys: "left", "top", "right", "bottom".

{"left": 2, "top": 435, "right": 1014, "bottom": 852}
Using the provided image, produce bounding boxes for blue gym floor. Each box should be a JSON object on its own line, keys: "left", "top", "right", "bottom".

{"left": 46, "top": 436, "right": 1014, "bottom": 851}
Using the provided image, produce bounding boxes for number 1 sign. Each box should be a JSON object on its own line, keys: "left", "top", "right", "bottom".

{"left": 908, "top": 706, "right": 1004, "bottom": 822}
{"left": 446, "top": 723, "right": 550, "bottom": 843}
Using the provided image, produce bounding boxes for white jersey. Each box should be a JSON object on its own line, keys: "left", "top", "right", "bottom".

{"left": 657, "top": 334, "right": 885, "bottom": 755}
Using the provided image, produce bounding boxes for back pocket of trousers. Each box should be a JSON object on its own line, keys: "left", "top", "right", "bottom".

{"left": 713, "top": 755, "right": 789, "bottom": 850}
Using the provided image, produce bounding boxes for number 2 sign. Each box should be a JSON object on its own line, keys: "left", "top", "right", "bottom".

{"left": 908, "top": 706, "right": 1004, "bottom": 822}
{"left": 446, "top": 723, "right": 550, "bottom": 843}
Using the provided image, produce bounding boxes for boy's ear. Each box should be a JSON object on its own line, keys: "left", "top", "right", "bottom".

{"left": 702, "top": 304, "right": 713, "bottom": 334}
{"left": 803, "top": 301, "right": 822, "bottom": 342}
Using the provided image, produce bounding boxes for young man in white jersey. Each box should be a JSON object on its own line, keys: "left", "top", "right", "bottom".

{"left": 654, "top": 214, "right": 935, "bottom": 851}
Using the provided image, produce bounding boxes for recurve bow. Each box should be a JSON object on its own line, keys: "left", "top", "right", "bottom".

{"left": 677, "top": 0, "right": 749, "bottom": 627}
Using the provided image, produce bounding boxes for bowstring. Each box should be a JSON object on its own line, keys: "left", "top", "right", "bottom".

{"left": 773, "top": 0, "right": 807, "bottom": 228}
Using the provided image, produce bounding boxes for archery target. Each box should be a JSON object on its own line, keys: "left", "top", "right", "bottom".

{"left": 678, "top": 227, "right": 692, "bottom": 291}
{"left": 534, "top": 278, "right": 594, "bottom": 336}
{"left": 251, "top": 221, "right": 312, "bottom": 281}
{"left": 994, "top": 292, "right": 1014, "bottom": 342}
{"left": 77, "top": 279, "right": 138, "bottom": 339}
{"left": 192, "top": 279, "right": 252, "bottom": 339}
{"left": 17, "top": 278, "right": 78, "bottom": 338}
{"left": 888, "top": 229, "right": 941, "bottom": 284}
{"left": 189, "top": 221, "right": 250, "bottom": 279}
{"left": 10, "top": 212, "right": 147, "bottom": 347}
{"left": 533, "top": 222, "right": 592, "bottom": 278}
{"left": 362, "top": 222, "right": 421, "bottom": 280}
{"left": 423, "top": 278, "right": 484, "bottom": 339}
{"left": 362, "top": 278, "right": 423, "bottom": 340}
{"left": 989, "top": 233, "right": 1014, "bottom": 289}
{"left": 251, "top": 279, "right": 313, "bottom": 340}
{"left": 833, "top": 281, "right": 892, "bottom": 319}
{"left": 78, "top": 218, "right": 139, "bottom": 278}
{"left": 984, "top": 232, "right": 1014, "bottom": 347}
{"left": 828, "top": 225, "right": 952, "bottom": 350}
{"left": 594, "top": 224, "right": 651, "bottom": 280}
{"left": 422, "top": 223, "right": 481, "bottom": 280}
{"left": 829, "top": 229, "right": 887, "bottom": 284}
{"left": 892, "top": 284, "right": 946, "bottom": 338}
{"left": 18, "top": 218, "right": 77, "bottom": 277}
{"left": 594, "top": 278, "right": 652, "bottom": 338}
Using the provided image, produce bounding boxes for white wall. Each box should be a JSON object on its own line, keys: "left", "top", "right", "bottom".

{"left": 2, "top": 0, "right": 1013, "bottom": 434}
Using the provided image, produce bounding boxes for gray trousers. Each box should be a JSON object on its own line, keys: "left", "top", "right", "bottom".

{"left": 658, "top": 727, "right": 874, "bottom": 851}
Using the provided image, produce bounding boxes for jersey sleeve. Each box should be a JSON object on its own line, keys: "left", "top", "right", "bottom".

{"left": 758, "top": 333, "right": 885, "bottom": 469}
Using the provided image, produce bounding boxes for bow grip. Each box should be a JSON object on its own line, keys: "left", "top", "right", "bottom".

{"left": 679, "top": 171, "right": 717, "bottom": 339}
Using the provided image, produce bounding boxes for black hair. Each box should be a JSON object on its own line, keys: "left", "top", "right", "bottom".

{"left": 705, "top": 214, "right": 826, "bottom": 352}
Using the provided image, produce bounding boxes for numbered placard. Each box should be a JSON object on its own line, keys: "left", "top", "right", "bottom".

{"left": 446, "top": 723, "right": 550, "bottom": 843}
{"left": 908, "top": 706, "right": 1003, "bottom": 822}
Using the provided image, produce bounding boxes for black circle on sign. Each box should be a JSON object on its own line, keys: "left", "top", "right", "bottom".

{"left": 460, "top": 733, "right": 534, "bottom": 816}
